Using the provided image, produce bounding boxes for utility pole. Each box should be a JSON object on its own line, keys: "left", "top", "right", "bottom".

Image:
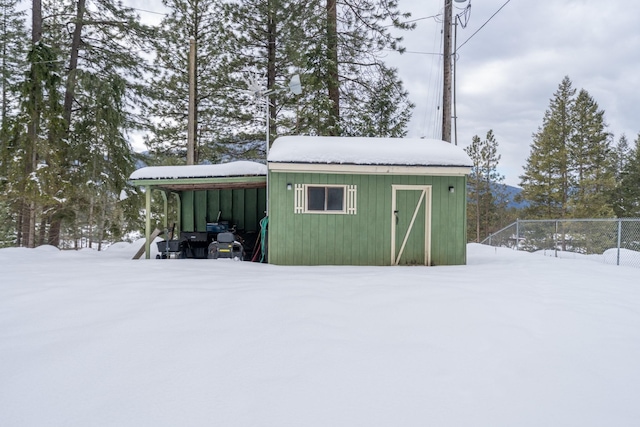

{"left": 187, "top": 37, "right": 196, "bottom": 165}
{"left": 442, "top": 0, "right": 453, "bottom": 143}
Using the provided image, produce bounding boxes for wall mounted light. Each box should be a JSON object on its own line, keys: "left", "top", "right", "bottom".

{"left": 287, "top": 183, "right": 292, "bottom": 191}
{"left": 448, "top": 186, "right": 455, "bottom": 193}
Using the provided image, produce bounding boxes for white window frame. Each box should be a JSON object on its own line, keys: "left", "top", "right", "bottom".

{"left": 294, "top": 184, "right": 357, "bottom": 215}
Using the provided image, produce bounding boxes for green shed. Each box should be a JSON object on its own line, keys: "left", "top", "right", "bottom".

{"left": 266, "top": 136, "right": 472, "bottom": 266}
{"left": 129, "top": 161, "right": 267, "bottom": 259}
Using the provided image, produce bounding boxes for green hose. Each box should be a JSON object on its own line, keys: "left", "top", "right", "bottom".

{"left": 259, "top": 216, "right": 269, "bottom": 263}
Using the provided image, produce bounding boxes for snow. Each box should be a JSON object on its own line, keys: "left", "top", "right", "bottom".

{"left": 2, "top": 243, "right": 640, "bottom": 426}
{"left": 129, "top": 160, "right": 267, "bottom": 180}
{"left": 268, "top": 136, "right": 474, "bottom": 167}
{"left": 535, "top": 248, "right": 640, "bottom": 268}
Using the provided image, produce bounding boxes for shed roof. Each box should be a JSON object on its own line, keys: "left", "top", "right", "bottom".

{"left": 128, "top": 161, "right": 267, "bottom": 191}
{"left": 267, "top": 136, "right": 473, "bottom": 167}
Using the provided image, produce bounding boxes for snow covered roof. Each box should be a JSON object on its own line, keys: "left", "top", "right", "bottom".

{"left": 129, "top": 161, "right": 267, "bottom": 181}
{"left": 267, "top": 136, "right": 473, "bottom": 167}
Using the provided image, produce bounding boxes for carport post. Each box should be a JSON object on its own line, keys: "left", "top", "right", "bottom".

{"left": 175, "top": 193, "right": 181, "bottom": 236}
{"left": 161, "top": 190, "right": 168, "bottom": 232}
{"left": 145, "top": 185, "right": 152, "bottom": 259}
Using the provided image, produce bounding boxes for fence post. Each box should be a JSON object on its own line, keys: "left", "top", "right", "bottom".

{"left": 617, "top": 219, "right": 622, "bottom": 266}
{"left": 554, "top": 221, "right": 558, "bottom": 258}
{"left": 515, "top": 219, "right": 520, "bottom": 251}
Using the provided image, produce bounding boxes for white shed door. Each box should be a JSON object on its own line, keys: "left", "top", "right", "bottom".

{"left": 391, "top": 185, "right": 432, "bottom": 266}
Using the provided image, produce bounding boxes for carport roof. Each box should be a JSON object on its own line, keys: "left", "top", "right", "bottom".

{"left": 129, "top": 161, "right": 267, "bottom": 191}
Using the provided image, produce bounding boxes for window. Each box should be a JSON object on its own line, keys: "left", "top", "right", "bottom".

{"left": 294, "top": 184, "right": 357, "bottom": 214}
{"left": 308, "top": 186, "right": 343, "bottom": 211}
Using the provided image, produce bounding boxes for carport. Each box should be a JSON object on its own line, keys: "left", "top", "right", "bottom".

{"left": 129, "top": 161, "right": 267, "bottom": 259}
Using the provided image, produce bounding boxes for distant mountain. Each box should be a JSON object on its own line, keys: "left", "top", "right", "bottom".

{"left": 503, "top": 184, "right": 527, "bottom": 209}
{"left": 475, "top": 183, "right": 527, "bottom": 210}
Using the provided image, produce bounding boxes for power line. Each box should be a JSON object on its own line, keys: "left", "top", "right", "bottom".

{"left": 385, "top": 49, "right": 441, "bottom": 56}
{"left": 402, "top": 14, "right": 441, "bottom": 25}
{"left": 129, "top": 6, "right": 167, "bottom": 16}
{"left": 384, "top": 14, "right": 441, "bottom": 27}
{"left": 457, "top": 0, "right": 512, "bottom": 51}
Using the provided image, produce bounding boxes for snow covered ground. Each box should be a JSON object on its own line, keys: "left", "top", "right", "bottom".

{"left": 535, "top": 247, "right": 640, "bottom": 268}
{"left": 1, "top": 243, "right": 640, "bottom": 426}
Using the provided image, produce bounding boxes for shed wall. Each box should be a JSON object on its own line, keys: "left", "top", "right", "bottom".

{"left": 267, "top": 172, "right": 467, "bottom": 265}
{"left": 181, "top": 188, "right": 266, "bottom": 233}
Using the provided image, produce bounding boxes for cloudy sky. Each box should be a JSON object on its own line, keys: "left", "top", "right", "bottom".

{"left": 388, "top": 0, "right": 640, "bottom": 186}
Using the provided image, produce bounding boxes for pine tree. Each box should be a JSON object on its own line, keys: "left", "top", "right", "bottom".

{"left": 226, "top": 0, "right": 415, "bottom": 140}
{"left": 611, "top": 134, "right": 631, "bottom": 217}
{"left": 465, "top": 130, "right": 507, "bottom": 242}
{"left": 520, "top": 76, "right": 575, "bottom": 219}
{"left": 40, "top": 0, "right": 151, "bottom": 246}
{"left": 223, "top": 0, "right": 322, "bottom": 145}
{"left": 568, "top": 89, "right": 614, "bottom": 217}
{"left": 521, "top": 77, "right": 622, "bottom": 220}
{"left": 325, "top": 0, "right": 414, "bottom": 136}
{"left": 145, "top": 0, "right": 262, "bottom": 164}
{"left": 7, "top": 40, "right": 66, "bottom": 247}
{"left": 613, "top": 134, "right": 630, "bottom": 178}
{"left": 0, "top": 0, "right": 27, "bottom": 129}
{"left": 616, "top": 134, "right": 640, "bottom": 217}
{"left": 0, "top": 0, "right": 27, "bottom": 246}
{"left": 341, "top": 66, "right": 413, "bottom": 137}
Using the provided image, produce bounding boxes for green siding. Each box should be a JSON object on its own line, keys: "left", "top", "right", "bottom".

{"left": 182, "top": 191, "right": 195, "bottom": 232}
{"left": 268, "top": 172, "right": 467, "bottom": 266}
{"left": 195, "top": 191, "right": 208, "bottom": 231}
{"left": 181, "top": 188, "right": 266, "bottom": 233}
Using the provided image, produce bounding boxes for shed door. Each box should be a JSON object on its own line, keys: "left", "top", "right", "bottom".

{"left": 391, "top": 185, "right": 432, "bottom": 266}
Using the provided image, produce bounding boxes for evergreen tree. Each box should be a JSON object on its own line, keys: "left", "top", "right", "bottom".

{"left": 0, "top": 0, "right": 27, "bottom": 246}
{"left": 0, "top": 0, "right": 27, "bottom": 128}
{"left": 465, "top": 130, "right": 507, "bottom": 242}
{"left": 613, "top": 134, "right": 630, "bottom": 178}
{"left": 224, "top": 0, "right": 322, "bottom": 145}
{"left": 40, "top": 0, "right": 151, "bottom": 246}
{"left": 568, "top": 89, "right": 614, "bottom": 217}
{"left": 325, "top": 0, "right": 414, "bottom": 136}
{"left": 611, "top": 134, "right": 631, "bottom": 217}
{"left": 341, "top": 65, "right": 413, "bottom": 137}
{"left": 146, "top": 0, "right": 262, "bottom": 164}
{"left": 520, "top": 76, "right": 575, "bottom": 219}
{"left": 520, "top": 77, "right": 622, "bottom": 220}
{"left": 226, "top": 0, "right": 415, "bottom": 140}
{"left": 616, "top": 134, "right": 640, "bottom": 217}
{"left": 7, "top": 40, "right": 65, "bottom": 247}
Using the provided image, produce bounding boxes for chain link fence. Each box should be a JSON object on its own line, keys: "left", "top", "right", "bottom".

{"left": 481, "top": 219, "right": 640, "bottom": 268}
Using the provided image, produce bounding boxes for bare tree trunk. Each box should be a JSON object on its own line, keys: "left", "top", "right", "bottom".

{"left": 48, "top": 216, "right": 61, "bottom": 246}
{"left": 16, "top": 208, "right": 23, "bottom": 246}
{"left": 88, "top": 195, "right": 94, "bottom": 249}
{"left": 27, "top": 201, "right": 36, "bottom": 247}
{"left": 475, "top": 194, "right": 480, "bottom": 243}
{"left": 40, "top": 0, "right": 84, "bottom": 248}
{"left": 1, "top": 27, "right": 8, "bottom": 123}
{"left": 326, "top": 0, "right": 339, "bottom": 135}
{"left": 63, "top": 0, "right": 85, "bottom": 126}
{"left": 32, "top": 0, "right": 41, "bottom": 41}
{"left": 97, "top": 192, "right": 108, "bottom": 251}
{"left": 38, "top": 217, "right": 46, "bottom": 245}
{"left": 267, "top": 0, "right": 277, "bottom": 146}
{"left": 22, "top": 0, "right": 43, "bottom": 248}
